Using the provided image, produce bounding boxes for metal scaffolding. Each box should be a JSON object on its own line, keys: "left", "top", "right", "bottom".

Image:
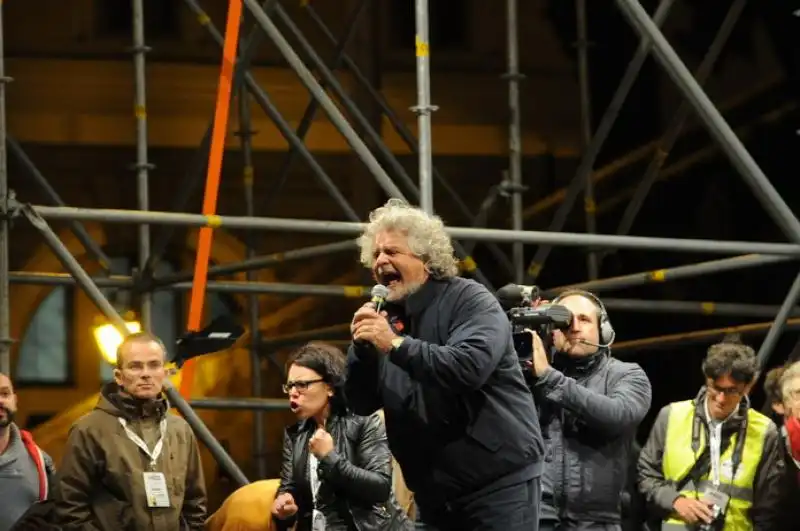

{"left": 132, "top": 0, "right": 153, "bottom": 332}
{"left": 4, "top": 0, "right": 798, "bottom": 485}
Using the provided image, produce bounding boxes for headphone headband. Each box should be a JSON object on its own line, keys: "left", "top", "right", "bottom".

{"left": 552, "top": 289, "right": 608, "bottom": 317}
{"left": 552, "top": 289, "right": 615, "bottom": 346}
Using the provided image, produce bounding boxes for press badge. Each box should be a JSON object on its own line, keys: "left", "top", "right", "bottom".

{"left": 702, "top": 488, "right": 730, "bottom": 514}
{"left": 143, "top": 472, "right": 171, "bottom": 508}
{"left": 312, "top": 509, "right": 327, "bottom": 531}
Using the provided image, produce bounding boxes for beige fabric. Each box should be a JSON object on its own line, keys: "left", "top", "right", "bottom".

{"left": 375, "top": 410, "right": 416, "bottom": 521}
{"left": 205, "top": 479, "right": 282, "bottom": 531}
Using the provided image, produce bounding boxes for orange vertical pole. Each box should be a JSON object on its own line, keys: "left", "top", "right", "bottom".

{"left": 180, "top": 0, "right": 243, "bottom": 398}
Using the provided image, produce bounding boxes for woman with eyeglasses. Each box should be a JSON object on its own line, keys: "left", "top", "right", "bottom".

{"left": 272, "top": 341, "right": 412, "bottom": 531}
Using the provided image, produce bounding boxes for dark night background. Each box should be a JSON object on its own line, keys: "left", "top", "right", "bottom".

{"left": 467, "top": 0, "right": 799, "bottom": 439}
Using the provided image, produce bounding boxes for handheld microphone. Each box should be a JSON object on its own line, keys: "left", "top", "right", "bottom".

{"left": 353, "top": 285, "right": 391, "bottom": 349}
{"left": 370, "top": 284, "right": 390, "bottom": 313}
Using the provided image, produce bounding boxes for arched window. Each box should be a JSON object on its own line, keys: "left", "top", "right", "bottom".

{"left": 16, "top": 287, "right": 71, "bottom": 384}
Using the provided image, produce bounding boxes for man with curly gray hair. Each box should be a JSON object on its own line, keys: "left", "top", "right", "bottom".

{"left": 347, "top": 199, "right": 544, "bottom": 531}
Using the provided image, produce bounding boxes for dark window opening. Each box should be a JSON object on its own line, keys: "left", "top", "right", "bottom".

{"left": 388, "top": 0, "right": 469, "bottom": 51}
{"left": 96, "top": 0, "right": 180, "bottom": 39}
{"left": 16, "top": 286, "right": 72, "bottom": 385}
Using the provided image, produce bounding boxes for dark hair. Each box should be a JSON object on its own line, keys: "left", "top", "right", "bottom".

{"left": 116, "top": 332, "right": 168, "bottom": 369}
{"left": 702, "top": 333, "right": 758, "bottom": 384}
{"left": 286, "top": 342, "right": 348, "bottom": 416}
{"left": 764, "top": 366, "right": 786, "bottom": 405}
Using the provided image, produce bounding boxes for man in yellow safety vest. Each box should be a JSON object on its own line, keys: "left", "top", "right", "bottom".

{"left": 637, "top": 334, "right": 784, "bottom": 530}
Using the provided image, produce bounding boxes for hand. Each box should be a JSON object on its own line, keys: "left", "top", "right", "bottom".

{"left": 672, "top": 496, "right": 714, "bottom": 525}
{"left": 351, "top": 302, "right": 378, "bottom": 330}
{"left": 309, "top": 428, "right": 335, "bottom": 458}
{"left": 272, "top": 492, "right": 298, "bottom": 520}
{"left": 524, "top": 328, "right": 550, "bottom": 377}
{"left": 350, "top": 303, "right": 382, "bottom": 338}
{"left": 352, "top": 304, "right": 399, "bottom": 353}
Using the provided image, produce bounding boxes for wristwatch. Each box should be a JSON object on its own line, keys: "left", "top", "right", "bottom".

{"left": 391, "top": 337, "right": 405, "bottom": 351}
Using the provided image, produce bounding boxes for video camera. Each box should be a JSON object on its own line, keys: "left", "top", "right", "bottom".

{"left": 496, "top": 283, "right": 574, "bottom": 363}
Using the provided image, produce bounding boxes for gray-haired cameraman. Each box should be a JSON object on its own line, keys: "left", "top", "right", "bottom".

{"left": 527, "top": 289, "right": 652, "bottom": 531}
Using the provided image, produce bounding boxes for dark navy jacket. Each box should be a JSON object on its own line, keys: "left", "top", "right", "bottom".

{"left": 346, "top": 277, "right": 544, "bottom": 511}
{"left": 534, "top": 352, "right": 651, "bottom": 524}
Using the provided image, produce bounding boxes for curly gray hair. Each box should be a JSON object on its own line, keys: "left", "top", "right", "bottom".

{"left": 358, "top": 199, "right": 460, "bottom": 278}
{"left": 781, "top": 361, "right": 800, "bottom": 402}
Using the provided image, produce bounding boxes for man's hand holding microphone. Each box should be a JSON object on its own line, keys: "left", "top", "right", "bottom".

{"left": 351, "top": 285, "right": 401, "bottom": 354}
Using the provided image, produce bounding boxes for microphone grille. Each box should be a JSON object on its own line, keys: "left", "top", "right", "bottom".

{"left": 371, "top": 284, "right": 390, "bottom": 299}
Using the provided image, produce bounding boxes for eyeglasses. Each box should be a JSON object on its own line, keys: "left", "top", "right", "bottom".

{"left": 707, "top": 383, "right": 745, "bottom": 398}
{"left": 282, "top": 378, "right": 324, "bottom": 394}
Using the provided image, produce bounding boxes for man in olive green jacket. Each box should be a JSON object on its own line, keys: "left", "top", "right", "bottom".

{"left": 53, "top": 332, "right": 207, "bottom": 531}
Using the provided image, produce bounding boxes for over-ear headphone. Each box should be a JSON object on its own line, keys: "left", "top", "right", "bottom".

{"left": 552, "top": 289, "right": 616, "bottom": 347}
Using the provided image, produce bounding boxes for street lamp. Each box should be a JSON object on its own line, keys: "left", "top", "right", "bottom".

{"left": 94, "top": 321, "right": 142, "bottom": 366}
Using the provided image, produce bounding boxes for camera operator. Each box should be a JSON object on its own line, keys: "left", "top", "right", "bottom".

{"left": 347, "top": 199, "right": 544, "bottom": 531}
{"left": 527, "top": 290, "right": 652, "bottom": 531}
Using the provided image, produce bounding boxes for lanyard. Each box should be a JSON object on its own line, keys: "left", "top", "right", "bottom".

{"left": 708, "top": 421, "right": 723, "bottom": 487}
{"left": 696, "top": 398, "right": 747, "bottom": 490}
{"left": 309, "top": 452, "right": 320, "bottom": 502}
{"left": 119, "top": 417, "right": 167, "bottom": 469}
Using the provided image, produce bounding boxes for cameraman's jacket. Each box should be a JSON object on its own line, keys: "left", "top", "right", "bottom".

{"left": 532, "top": 351, "right": 651, "bottom": 524}
{"left": 637, "top": 389, "right": 784, "bottom": 531}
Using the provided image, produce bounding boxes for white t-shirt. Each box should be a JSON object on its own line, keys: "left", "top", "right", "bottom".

{"left": 309, "top": 452, "right": 326, "bottom": 531}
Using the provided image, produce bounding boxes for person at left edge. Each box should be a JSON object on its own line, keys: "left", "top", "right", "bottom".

{"left": 53, "top": 332, "right": 207, "bottom": 531}
{"left": 0, "top": 371, "right": 57, "bottom": 531}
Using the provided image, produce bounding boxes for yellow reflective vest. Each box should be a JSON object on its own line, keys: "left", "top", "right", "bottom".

{"left": 660, "top": 399, "right": 771, "bottom": 531}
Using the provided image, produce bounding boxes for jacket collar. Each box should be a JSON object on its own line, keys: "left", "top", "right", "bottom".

{"left": 0, "top": 422, "right": 22, "bottom": 463}
{"left": 292, "top": 412, "right": 347, "bottom": 436}
{"left": 400, "top": 278, "right": 450, "bottom": 318}
{"left": 100, "top": 381, "right": 168, "bottom": 421}
{"left": 553, "top": 349, "right": 607, "bottom": 376}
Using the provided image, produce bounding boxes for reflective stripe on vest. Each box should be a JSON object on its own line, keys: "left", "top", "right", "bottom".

{"left": 661, "top": 400, "right": 771, "bottom": 531}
